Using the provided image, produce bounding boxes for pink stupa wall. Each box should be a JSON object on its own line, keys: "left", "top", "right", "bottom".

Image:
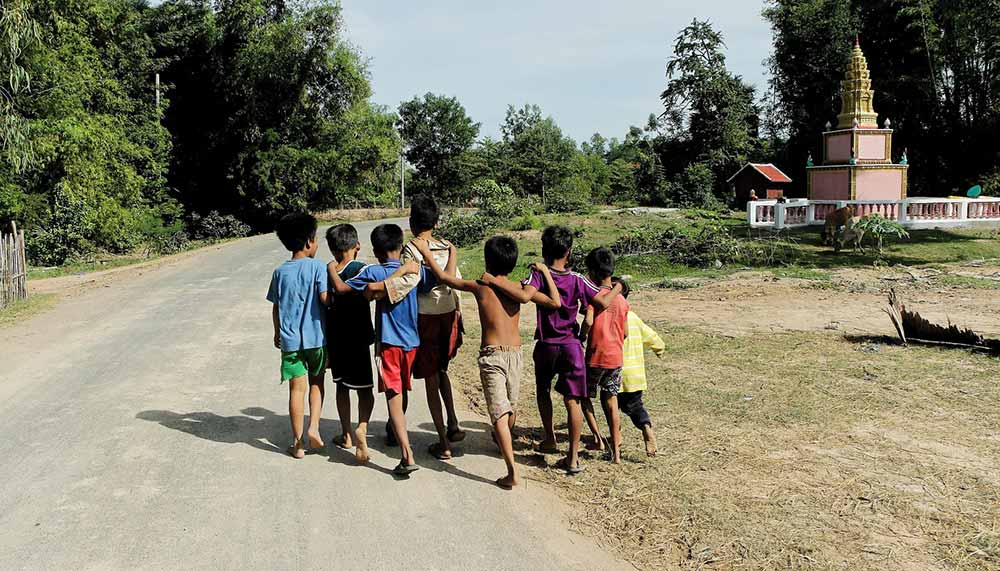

{"left": 855, "top": 169, "right": 904, "bottom": 200}
{"left": 809, "top": 170, "right": 850, "bottom": 200}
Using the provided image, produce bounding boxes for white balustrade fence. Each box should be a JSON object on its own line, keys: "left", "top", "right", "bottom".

{"left": 748, "top": 197, "right": 1000, "bottom": 229}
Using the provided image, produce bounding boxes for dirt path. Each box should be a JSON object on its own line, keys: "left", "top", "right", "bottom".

{"left": 0, "top": 220, "right": 628, "bottom": 570}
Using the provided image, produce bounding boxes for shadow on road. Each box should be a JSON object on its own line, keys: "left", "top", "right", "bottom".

{"left": 137, "top": 407, "right": 507, "bottom": 486}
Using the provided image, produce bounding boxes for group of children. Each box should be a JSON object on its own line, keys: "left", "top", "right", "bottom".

{"left": 266, "top": 197, "right": 665, "bottom": 488}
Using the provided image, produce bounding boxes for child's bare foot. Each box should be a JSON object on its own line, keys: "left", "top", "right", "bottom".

{"left": 495, "top": 473, "right": 519, "bottom": 489}
{"left": 333, "top": 433, "right": 352, "bottom": 450}
{"left": 307, "top": 430, "right": 325, "bottom": 451}
{"left": 642, "top": 426, "right": 658, "bottom": 457}
{"left": 287, "top": 440, "right": 305, "bottom": 459}
{"left": 585, "top": 436, "right": 606, "bottom": 452}
{"left": 355, "top": 440, "right": 370, "bottom": 464}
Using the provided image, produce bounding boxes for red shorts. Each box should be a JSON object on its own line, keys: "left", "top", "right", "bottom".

{"left": 378, "top": 344, "right": 417, "bottom": 394}
{"left": 413, "top": 310, "right": 463, "bottom": 379}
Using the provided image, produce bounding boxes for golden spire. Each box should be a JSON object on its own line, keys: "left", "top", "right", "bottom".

{"left": 836, "top": 38, "right": 878, "bottom": 129}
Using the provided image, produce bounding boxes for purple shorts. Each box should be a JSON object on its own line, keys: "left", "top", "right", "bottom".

{"left": 533, "top": 341, "right": 587, "bottom": 399}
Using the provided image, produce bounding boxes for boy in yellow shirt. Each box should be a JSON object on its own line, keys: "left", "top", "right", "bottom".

{"left": 617, "top": 280, "right": 665, "bottom": 457}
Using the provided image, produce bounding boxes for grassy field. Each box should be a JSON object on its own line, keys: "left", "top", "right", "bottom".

{"left": 442, "top": 208, "right": 1000, "bottom": 569}
{"left": 451, "top": 210, "right": 1000, "bottom": 286}
{"left": 0, "top": 294, "right": 57, "bottom": 328}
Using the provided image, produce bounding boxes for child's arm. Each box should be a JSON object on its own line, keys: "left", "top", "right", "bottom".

{"left": 588, "top": 280, "right": 624, "bottom": 310}
{"left": 579, "top": 305, "right": 594, "bottom": 341}
{"left": 328, "top": 264, "right": 354, "bottom": 295}
{"left": 482, "top": 272, "right": 536, "bottom": 303}
{"left": 639, "top": 316, "right": 666, "bottom": 358}
{"left": 530, "top": 263, "right": 561, "bottom": 309}
{"left": 413, "top": 240, "right": 478, "bottom": 293}
{"left": 271, "top": 304, "right": 281, "bottom": 349}
{"left": 362, "top": 262, "right": 421, "bottom": 301}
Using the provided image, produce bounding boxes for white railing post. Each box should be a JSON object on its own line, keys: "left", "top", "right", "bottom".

{"left": 747, "top": 202, "right": 757, "bottom": 226}
{"left": 897, "top": 199, "right": 908, "bottom": 224}
{"left": 774, "top": 203, "right": 786, "bottom": 230}
{"left": 959, "top": 200, "right": 969, "bottom": 220}
{"left": 806, "top": 203, "right": 816, "bottom": 225}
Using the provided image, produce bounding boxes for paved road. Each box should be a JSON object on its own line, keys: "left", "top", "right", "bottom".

{"left": 0, "top": 218, "right": 627, "bottom": 570}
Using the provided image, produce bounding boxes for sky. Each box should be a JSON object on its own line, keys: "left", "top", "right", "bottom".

{"left": 339, "top": 1, "right": 774, "bottom": 144}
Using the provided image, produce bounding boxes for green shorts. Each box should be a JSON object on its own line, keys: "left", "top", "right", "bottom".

{"left": 280, "top": 347, "right": 327, "bottom": 382}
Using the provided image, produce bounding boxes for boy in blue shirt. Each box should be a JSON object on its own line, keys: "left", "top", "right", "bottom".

{"left": 330, "top": 224, "right": 428, "bottom": 476}
{"left": 266, "top": 213, "right": 329, "bottom": 460}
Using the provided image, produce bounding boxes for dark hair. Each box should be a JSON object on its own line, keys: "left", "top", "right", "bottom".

{"left": 611, "top": 276, "right": 631, "bottom": 299}
{"left": 276, "top": 212, "right": 318, "bottom": 252}
{"left": 541, "top": 225, "right": 573, "bottom": 261}
{"left": 326, "top": 224, "right": 358, "bottom": 253}
{"left": 370, "top": 224, "right": 404, "bottom": 255}
{"left": 484, "top": 235, "right": 518, "bottom": 276}
{"left": 584, "top": 247, "right": 614, "bottom": 280}
{"left": 409, "top": 195, "right": 440, "bottom": 232}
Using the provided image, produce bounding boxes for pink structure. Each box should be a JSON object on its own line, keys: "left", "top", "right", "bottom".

{"left": 807, "top": 39, "right": 908, "bottom": 201}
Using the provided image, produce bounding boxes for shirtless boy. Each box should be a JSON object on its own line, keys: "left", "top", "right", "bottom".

{"left": 414, "top": 236, "right": 561, "bottom": 489}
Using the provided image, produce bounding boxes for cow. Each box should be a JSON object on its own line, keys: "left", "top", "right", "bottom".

{"left": 821, "top": 206, "right": 854, "bottom": 246}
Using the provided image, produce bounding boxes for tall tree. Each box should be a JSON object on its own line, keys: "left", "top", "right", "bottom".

{"left": 396, "top": 93, "right": 480, "bottom": 202}
{"left": 661, "top": 19, "right": 759, "bottom": 201}
{"left": 499, "top": 104, "right": 577, "bottom": 199}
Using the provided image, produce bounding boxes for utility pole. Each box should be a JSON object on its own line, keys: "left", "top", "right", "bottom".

{"left": 399, "top": 150, "right": 405, "bottom": 208}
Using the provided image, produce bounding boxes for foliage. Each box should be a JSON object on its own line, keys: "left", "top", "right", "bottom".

{"left": 852, "top": 214, "right": 909, "bottom": 255}
{"left": 499, "top": 104, "right": 578, "bottom": 198}
{"left": 476, "top": 179, "right": 525, "bottom": 220}
{"left": 671, "top": 162, "right": 721, "bottom": 209}
{"left": 437, "top": 213, "right": 492, "bottom": 247}
{"left": 188, "top": 211, "right": 250, "bottom": 241}
{"left": 397, "top": 93, "right": 480, "bottom": 202}
{"left": 0, "top": 0, "right": 42, "bottom": 172}
{"left": 545, "top": 176, "right": 593, "bottom": 213}
{"left": 509, "top": 215, "right": 541, "bottom": 231}
{"left": 610, "top": 224, "right": 799, "bottom": 268}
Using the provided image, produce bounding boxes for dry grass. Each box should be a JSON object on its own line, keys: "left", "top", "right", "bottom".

{"left": 449, "top": 294, "right": 1000, "bottom": 570}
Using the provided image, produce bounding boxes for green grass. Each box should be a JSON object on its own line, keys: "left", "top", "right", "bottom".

{"left": 28, "top": 256, "right": 151, "bottom": 280}
{"left": 0, "top": 294, "right": 57, "bottom": 328}
{"left": 933, "top": 274, "right": 1000, "bottom": 290}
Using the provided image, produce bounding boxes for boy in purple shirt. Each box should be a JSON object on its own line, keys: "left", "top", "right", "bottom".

{"left": 487, "top": 226, "right": 621, "bottom": 474}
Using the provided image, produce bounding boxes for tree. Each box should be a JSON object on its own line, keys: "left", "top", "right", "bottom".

{"left": 499, "top": 104, "right": 577, "bottom": 199}
{"left": 661, "top": 19, "right": 759, "bottom": 202}
{"left": 396, "top": 93, "right": 480, "bottom": 202}
{"left": 0, "top": 0, "right": 41, "bottom": 175}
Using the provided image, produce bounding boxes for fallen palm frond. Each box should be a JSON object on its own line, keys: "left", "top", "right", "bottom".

{"left": 885, "top": 289, "right": 1000, "bottom": 352}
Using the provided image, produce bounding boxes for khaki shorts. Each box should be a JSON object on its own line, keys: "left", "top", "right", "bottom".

{"left": 478, "top": 345, "right": 523, "bottom": 424}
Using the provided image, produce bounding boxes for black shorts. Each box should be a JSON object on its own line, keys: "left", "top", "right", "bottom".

{"left": 328, "top": 345, "right": 375, "bottom": 390}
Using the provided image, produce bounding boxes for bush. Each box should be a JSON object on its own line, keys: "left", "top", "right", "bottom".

{"left": 509, "top": 215, "right": 541, "bottom": 231}
{"left": 610, "top": 225, "right": 798, "bottom": 268}
{"left": 437, "top": 213, "right": 492, "bottom": 247}
{"left": 852, "top": 214, "right": 909, "bottom": 255}
{"left": 476, "top": 179, "right": 525, "bottom": 220}
{"left": 545, "top": 176, "right": 593, "bottom": 214}
{"left": 150, "top": 231, "right": 190, "bottom": 255}
{"left": 672, "top": 163, "right": 722, "bottom": 210}
{"left": 189, "top": 211, "right": 251, "bottom": 241}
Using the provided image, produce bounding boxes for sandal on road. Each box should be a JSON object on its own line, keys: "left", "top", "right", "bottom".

{"left": 554, "top": 457, "right": 584, "bottom": 475}
{"left": 393, "top": 461, "right": 420, "bottom": 476}
{"left": 447, "top": 427, "right": 466, "bottom": 443}
{"left": 428, "top": 442, "right": 452, "bottom": 460}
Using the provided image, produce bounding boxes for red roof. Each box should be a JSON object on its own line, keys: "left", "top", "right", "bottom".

{"left": 726, "top": 163, "right": 792, "bottom": 184}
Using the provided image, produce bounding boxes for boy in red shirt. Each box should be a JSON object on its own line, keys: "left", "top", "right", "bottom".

{"left": 580, "top": 247, "right": 629, "bottom": 464}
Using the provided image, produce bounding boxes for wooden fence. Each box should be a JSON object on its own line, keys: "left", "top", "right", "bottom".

{"left": 1, "top": 221, "right": 27, "bottom": 309}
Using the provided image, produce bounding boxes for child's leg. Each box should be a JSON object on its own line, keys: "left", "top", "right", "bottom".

{"left": 386, "top": 390, "right": 414, "bottom": 467}
{"left": 423, "top": 372, "right": 451, "bottom": 457}
{"left": 306, "top": 375, "right": 325, "bottom": 449}
{"left": 536, "top": 388, "right": 556, "bottom": 448}
{"left": 600, "top": 391, "right": 622, "bottom": 464}
{"left": 582, "top": 398, "right": 605, "bottom": 451}
{"left": 438, "top": 370, "right": 463, "bottom": 436}
{"left": 494, "top": 412, "right": 518, "bottom": 488}
{"left": 533, "top": 344, "right": 557, "bottom": 450}
{"left": 287, "top": 376, "right": 308, "bottom": 458}
{"left": 334, "top": 384, "right": 352, "bottom": 448}
{"left": 642, "top": 424, "right": 658, "bottom": 457}
{"left": 355, "top": 388, "right": 375, "bottom": 463}
{"left": 563, "top": 396, "right": 583, "bottom": 469}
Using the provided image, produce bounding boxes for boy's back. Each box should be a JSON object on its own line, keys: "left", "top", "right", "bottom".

{"left": 347, "top": 260, "right": 430, "bottom": 350}
{"left": 267, "top": 257, "right": 328, "bottom": 351}
{"left": 586, "top": 292, "right": 630, "bottom": 369}
{"left": 327, "top": 260, "right": 375, "bottom": 348}
{"left": 524, "top": 267, "right": 599, "bottom": 344}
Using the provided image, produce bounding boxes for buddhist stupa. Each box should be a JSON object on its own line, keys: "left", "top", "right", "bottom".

{"left": 807, "top": 38, "right": 908, "bottom": 201}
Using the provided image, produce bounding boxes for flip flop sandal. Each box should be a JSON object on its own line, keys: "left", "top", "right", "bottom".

{"left": 428, "top": 442, "right": 452, "bottom": 460}
{"left": 393, "top": 461, "right": 420, "bottom": 476}
{"left": 533, "top": 442, "right": 559, "bottom": 454}
{"left": 554, "top": 457, "right": 584, "bottom": 475}
{"left": 447, "top": 427, "right": 466, "bottom": 443}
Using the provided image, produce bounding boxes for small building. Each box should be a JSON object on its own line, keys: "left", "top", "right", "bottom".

{"left": 727, "top": 163, "right": 793, "bottom": 205}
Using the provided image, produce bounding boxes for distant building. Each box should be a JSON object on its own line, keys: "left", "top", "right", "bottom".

{"left": 727, "top": 163, "right": 793, "bottom": 205}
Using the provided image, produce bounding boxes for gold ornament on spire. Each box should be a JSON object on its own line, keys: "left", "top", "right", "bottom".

{"left": 836, "top": 38, "right": 879, "bottom": 129}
